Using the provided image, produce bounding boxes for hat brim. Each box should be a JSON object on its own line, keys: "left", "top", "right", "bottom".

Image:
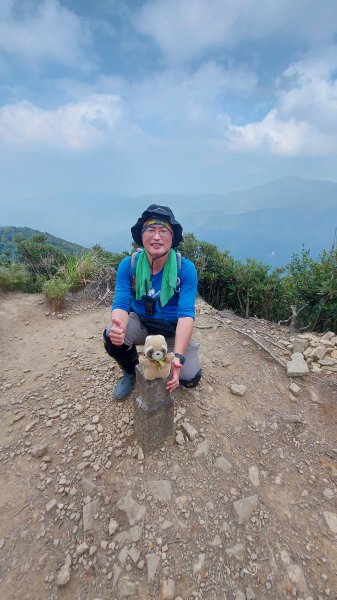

{"left": 131, "top": 205, "right": 183, "bottom": 247}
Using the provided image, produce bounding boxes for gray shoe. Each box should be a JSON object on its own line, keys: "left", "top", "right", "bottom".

{"left": 113, "top": 372, "right": 136, "bottom": 401}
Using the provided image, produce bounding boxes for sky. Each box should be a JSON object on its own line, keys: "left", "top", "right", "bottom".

{"left": 1, "top": 0, "right": 337, "bottom": 243}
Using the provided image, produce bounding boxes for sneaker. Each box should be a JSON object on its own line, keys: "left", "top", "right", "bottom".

{"left": 113, "top": 372, "right": 136, "bottom": 402}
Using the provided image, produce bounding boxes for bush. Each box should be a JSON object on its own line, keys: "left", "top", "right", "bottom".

{"left": 43, "top": 279, "right": 70, "bottom": 312}
{"left": 0, "top": 263, "right": 29, "bottom": 290}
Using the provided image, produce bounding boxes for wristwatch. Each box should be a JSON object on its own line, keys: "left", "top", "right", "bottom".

{"left": 174, "top": 353, "right": 186, "bottom": 365}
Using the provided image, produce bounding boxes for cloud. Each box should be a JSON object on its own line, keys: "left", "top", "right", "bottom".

{"left": 0, "top": 94, "right": 124, "bottom": 149}
{"left": 215, "top": 53, "right": 337, "bottom": 156}
{"left": 135, "top": 0, "right": 337, "bottom": 63}
{"left": 0, "top": 0, "right": 92, "bottom": 69}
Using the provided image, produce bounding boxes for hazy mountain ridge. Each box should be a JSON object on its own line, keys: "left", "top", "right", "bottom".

{"left": 1, "top": 177, "right": 337, "bottom": 266}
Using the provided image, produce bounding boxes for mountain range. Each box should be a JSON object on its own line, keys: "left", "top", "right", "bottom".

{"left": 1, "top": 177, "right": 336, "bottom": 267}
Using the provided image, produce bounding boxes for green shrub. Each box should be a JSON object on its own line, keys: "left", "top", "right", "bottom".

{"left": 43, "top": 279, "right": 70, "bottom": 312}
{"left": 0, "top": 263, "right": 29, "bottom": 290}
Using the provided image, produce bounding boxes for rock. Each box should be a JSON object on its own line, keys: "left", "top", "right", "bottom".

{"left": 160, "top": 578, "right": 176, "bottom": 599}
{"left": 180, "top": 421, "right": 198, "bottom": 440}
{"left": 323, "top": 488, "right": 334, "bottom": 499}
{"left": 289, "top": 382, "right": 300, "bottom": 396}
{"left": 282, "top": 413, "right": 303, "bottom": 424}
{"left": 194, "top": 440, "right": 210, "bottom": 457}
{"left": 56, "top": 564, "right": 71, "bottom": 587}
{"left": 245, "top": 587, "right": 256, "bottom": 600}
{"left": 83, "top": 500, "right": 99, "bottom": 532}
{"left": 109, "top": 518, "right": 119, "bottom": 535}
{"left": 145, "top": 480, "right": 172, "bottom": 502}
{"left": 25, "top": 420, "right": 38, "bottom": 432}
{"left": 323, "top": 511, "right": 337, "bottom": 534}
{"left": 112, "top": 564, "right": 122, "bottom": 589}
{"left": 175, "top": 431, "right": 185, "bottom": 445}
{"left": 229, "top": 383, "right": 247, "bottom": 397}
{"left": 128, "top": 546, "right": 141, "bottom": 564}
{"left": 248, "top": 465, "right": 260, "bottom": 487}
{"left": 226, "top": 543, "right": 245, "bottom": 562}
{"left": 81, "top": 476, "right": 98, "bottom": 496}
{"left": 76, "top": 542, "right": 89, "bottom": 556}
{"left": 310, "top": 345, "right": 327, "bottom": 361}
{"left": 117, "top": 490, "right": 146, "bottom": 526}
{"left": 146, "top": 553, "right": 160, "bottom": 581}
{"left": 292, "top": 338, "right": 308, "bottom": 353}
{"left": 31, "top": 444, "right": 48, "bottom": 458}
{"left": 46, "top": 499, "right": 57, "bottom": 513}
{"left": 118, "top": 578, "right": 138, "bottom": 598}
{"left": 233, "top": 495, "right": 258, "bottom": 524}
{"left": 0, "top": 539, "right": 4, "bottom": 549}
{"left": 215, "top": 457, "right": 232, "bottom": 473}
{"left": 286, "top": 563, "right": 308, "bottom": 593}
{"left": 130, "top": 525, "right": 143, "bottom": 542}
{"left": 287, "top": 353, "right": 309, "bottom": 377}
{"left": 193, "top": 553, "right": 206, "bottom": 574}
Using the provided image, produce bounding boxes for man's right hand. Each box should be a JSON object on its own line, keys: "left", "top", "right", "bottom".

{"left": 109, "top": 317, "right": 126, "bottom": 346}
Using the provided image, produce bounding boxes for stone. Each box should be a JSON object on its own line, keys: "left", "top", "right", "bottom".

{"left": 194, "top": 440, "right": 210, "bottom": 457}
{"left": 83, "top": 500, "right": 99, "bottom": 532}
{"left": 229, "top": 383, "right": 247, "bottom": 396}
{"left": 76, "top": 542, "right": 89, "bottom": 556}
{"left": 117, "top": 490, "right": 146, "bottom": 526}
{"left": 128, "top": 546, "right": 141, "bottom": 564}
{"left": 146, "top": 553, "right": 160, "bottom": 581}
{"left": 248, "top": 465, "right": 260, "bottom": 487}
{"left": 109, "top": 519, "right": 119, "bottom": 535}
{"left": 118, "top": 578, "right": 138, "bottom": 598}
{"left": 81, "top": 476, "right": 98, "bottom": 496}
{"left": 180, "top": 421, "right": 198, "bottom": 440}
{"left": 133, "top": 365, "right": 174, "bottom": 452}
{"left": 226, "top": 543, "right": 245, "bottom": 562}
{"left": 287, "top": 353, "right": 309, "bottom": 377}
{"left": 286, "top": 563, "right": 308, "bottom": 593}
{"left": 323, "top": 511, "right": 337, "bottom": 534}
{"left": 193, "top": 553, "right": 206, "bottom": 574}
{"left": 46, "top": 499, "right": 57, "bottom": 513}
{"left": 215, "top": 457, "right": 232, "bottom": 473}
{"left": 56, "top": 564, "right": 71, "bottom": 586}
{"left": 112, "top": 564, "right": 122, "bottom": 589}
{"left": 233, "top": 495, "right": 258, "bottom": 524}
{"left": 31, "top": 445, "right": 48, "bottom": 458}
{"left": 175, "top": 431, "right": 185, "bottom": 445}
{"left": 310, "top": 345, "right": 327, "bottom": 361}
{"left": 289, "top": 382, "right": 300, "bottom": 396}
{"left": 145, "top": 480, "right": 172, "bottom": 502}
{"left": 292, "top": 338, "right": 308, "bottom": 353}
{"left": 160, "top": 578, "right": 176, "bottom": 600}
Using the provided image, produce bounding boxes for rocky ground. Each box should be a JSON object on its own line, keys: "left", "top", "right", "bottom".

{"left": 0, "top": 292, "right": 336, "bottom": 600}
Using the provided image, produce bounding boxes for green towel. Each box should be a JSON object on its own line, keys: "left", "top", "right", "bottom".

{"left": 135, "top": 249, "right": 177, "bottom": 307}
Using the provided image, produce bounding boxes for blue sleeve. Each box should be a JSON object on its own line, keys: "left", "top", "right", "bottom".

{"left": 177, "top": 258, "right": 198, "bottom": 319}
{"left": 111, "top": 256, "right": 132, "bottom": 312}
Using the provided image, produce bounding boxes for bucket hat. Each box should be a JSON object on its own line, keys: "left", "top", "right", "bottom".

{"left": 131, "top": 205, "right": 183, "bottom": 247}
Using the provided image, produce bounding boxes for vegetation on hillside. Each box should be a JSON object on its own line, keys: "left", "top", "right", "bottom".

{"left": 0, "top": 230, "right": 336, "bottom": 333}
{"left": 0, "top": 226, "right": 86, "bottom": 261}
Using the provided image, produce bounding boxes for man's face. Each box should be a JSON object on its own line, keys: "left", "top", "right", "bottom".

{"left": 142, "top": 224, "right": 173, "bottom": 258}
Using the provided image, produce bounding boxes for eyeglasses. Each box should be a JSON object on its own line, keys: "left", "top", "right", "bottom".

{"left": 142, "top": 227, "right": 172, "bottom": 238}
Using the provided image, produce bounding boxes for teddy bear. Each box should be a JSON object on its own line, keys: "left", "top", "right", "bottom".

{"left": 139, "top": 335, "right": 175, "bottom": 380}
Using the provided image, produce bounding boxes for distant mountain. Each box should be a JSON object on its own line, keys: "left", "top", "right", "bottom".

{"left": 1, "top": 177, "right": 337, "bottom": 266}
{"left": 0, "top": 226, "right": 87, "bottom": 261}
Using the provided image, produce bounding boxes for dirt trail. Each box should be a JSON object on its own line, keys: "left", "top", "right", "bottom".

{"left": 0, "top": 292, "right": 336, "bottom": 600}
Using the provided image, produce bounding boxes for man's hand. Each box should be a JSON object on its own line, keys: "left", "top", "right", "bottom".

{"left": 166, "top": 357, "right": 182, "bottom": 392}
{"left": 109, "top": 317, "right": 126, "bottom": 346}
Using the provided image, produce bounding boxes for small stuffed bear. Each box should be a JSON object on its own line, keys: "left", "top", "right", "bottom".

{"left": 139, "top": 335, "right": 174, "bottom": 380}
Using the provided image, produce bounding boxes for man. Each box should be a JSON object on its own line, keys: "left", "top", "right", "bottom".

{"left": 103, "top": 204, "right": 201, "bottom": 401}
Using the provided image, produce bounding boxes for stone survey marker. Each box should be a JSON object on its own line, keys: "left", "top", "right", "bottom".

{"left": 133, "top": 364, "right": 174, "bottom": 453}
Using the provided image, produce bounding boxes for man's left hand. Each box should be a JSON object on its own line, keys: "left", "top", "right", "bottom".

{"left": 166, "top": 357, "right": 182, "bottom": 392}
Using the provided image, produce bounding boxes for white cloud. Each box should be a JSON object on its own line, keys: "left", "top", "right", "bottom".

{"left": 0, "top": 94, "right": 124, "bottom": 149}
{"left": 135, "top": 0, "right": 337, "bottom": 63}
{"left": 216, "top": 54, "right": 337, "bottom": 156}
{"left": 0, "top": 0, "right": 92, "bottom": 69}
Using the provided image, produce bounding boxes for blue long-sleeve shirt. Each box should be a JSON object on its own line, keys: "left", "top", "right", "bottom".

{"left": 112, "top": 255, "right": 197, "bottom": 321}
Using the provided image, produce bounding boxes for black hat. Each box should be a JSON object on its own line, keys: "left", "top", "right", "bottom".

{"left": 131, "top": 205, "right": 183, "bottom": 247}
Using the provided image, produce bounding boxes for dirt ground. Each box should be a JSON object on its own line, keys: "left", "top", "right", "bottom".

{"left": 0, "top": 292, "right": 336, "bottom": 600}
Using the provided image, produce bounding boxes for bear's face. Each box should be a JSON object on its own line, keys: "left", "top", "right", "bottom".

{"left": 144, "top": 335, "right": 167, "bottom": 362}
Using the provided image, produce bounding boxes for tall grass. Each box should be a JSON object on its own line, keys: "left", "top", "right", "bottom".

{"left": 42, "top": 279, "right": 69, "bottom": 312}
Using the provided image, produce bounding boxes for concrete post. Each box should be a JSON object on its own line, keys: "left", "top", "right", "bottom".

{"left": 133, "top": 365, "right": 174, "bottom": 453}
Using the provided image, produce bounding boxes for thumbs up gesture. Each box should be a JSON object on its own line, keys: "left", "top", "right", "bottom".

{"left": 109, "top": 317, "right": 127, "bottom": 346}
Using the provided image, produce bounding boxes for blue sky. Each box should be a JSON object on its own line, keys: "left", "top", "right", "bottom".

{"left": 1, "top": 0, "right": 337, "bottom": 241}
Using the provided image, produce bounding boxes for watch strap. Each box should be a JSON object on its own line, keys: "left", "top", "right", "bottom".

{"left": 174, "top": 353, "right": 186, "bottom": 365}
